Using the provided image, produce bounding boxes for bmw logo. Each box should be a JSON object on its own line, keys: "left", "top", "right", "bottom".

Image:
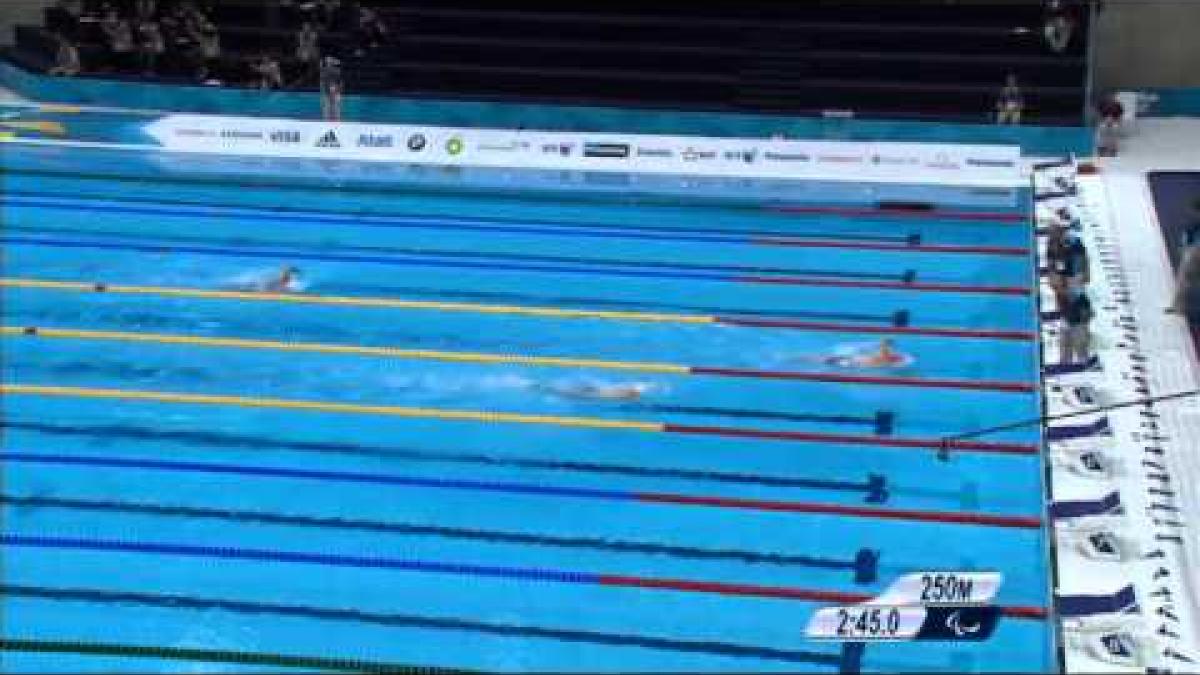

{"left": 446, "top": 137, "right": 464, "bottom": 156}
{"left": 407, "top": 133, "right": 427, "bottom": 151}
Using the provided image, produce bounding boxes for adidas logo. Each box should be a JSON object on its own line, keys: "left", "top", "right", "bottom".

{"left": 315, "top": 130, "right": 340, "bottom": 148}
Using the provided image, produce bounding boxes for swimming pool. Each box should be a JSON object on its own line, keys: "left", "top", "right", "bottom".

{"left": 1, "top": 141, "right": 1052, "bottom": 672}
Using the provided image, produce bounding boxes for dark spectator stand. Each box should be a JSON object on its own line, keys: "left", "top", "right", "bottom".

{"left": 13, "top": 0, "right": 1092, "bottom": 125}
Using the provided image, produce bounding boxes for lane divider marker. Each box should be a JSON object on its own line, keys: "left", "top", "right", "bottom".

{"left": 8, "top": 193, "right": 1028, "bottom": 254}
{"left": 770, "top": 205, "right": 1027, "bottom": 223}
{"left": 2, "top": 451, "right": 1044, "bottom": 530}
{"left": 0, "top": 534, "right": 1047, "bottom": 619}
{"left": 4, "top": 236, "right": 1025, "bottom": 294}
{"left": 753, "top": 237, "right": 1029, "bottom": 256}
{"left": 0, "top": 277, "right": 1035, "bottom": 340}
{"left": 0, "top": 384, "right": 1039, "bottom": 455}
{"left": 3, "top": 326, "right": 1034, "bottom": 393}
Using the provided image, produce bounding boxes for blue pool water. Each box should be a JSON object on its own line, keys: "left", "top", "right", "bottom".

{"left": 1, "top": 142, "right": 1051, "bottom": 672}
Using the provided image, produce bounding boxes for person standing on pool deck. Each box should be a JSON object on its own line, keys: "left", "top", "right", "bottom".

{"left": 1046, "top": 220, "right": 1090, "bottom": 314}
{"left": 1060, "top": 287, "right": 1094, "bottom": 366}
{"left": 319, "top": 55, "right": 343, "bottom": 121}
{"left": 1166, "top": 199, "right": 1200, "bottom": 316}
{"left": 995, "top": 74, "right": 1025, "bottom": 125}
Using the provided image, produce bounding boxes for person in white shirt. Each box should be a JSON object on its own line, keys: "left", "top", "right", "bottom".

{"left": 319, "top": 55, "right": 343, "bottom": 120}
{"left": 1043, "top": 0, "right": 1076, "bottom": 53}
{"left": 255, "top": 53, "right": 283, "bottom": 90}
{"left": 48, "top": 33, "right": 81, "bottom": 76}
{"left": 197, "top": 19, "right": 220, "bottom": 69}
{"left": 295, "top": 22, "right": 320, "bottom": 85}
{"left": 137, "top": 19, "right": 165, "bottom": 74}
{"left": 996, "top": 74, "right": 1025, "bottom": 125}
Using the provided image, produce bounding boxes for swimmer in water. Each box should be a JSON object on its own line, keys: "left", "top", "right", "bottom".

{"left": 822, "top": 339, "right": 910, "bottom": 369}
{"left": 261, "top": 266, "right": 301, "bottom": 293}
{"left": 541, "top": 381, "right": 654, "bottom": 401}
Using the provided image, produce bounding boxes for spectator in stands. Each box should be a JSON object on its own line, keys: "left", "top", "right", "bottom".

{"left": 319, "top": 55, "right": 343, "bottom": 120}
{"left": 1167, "top": 199, "right": 1200, "bottom": 316}
{"left": 48, "top": 33, "right": 81, "bottom": 77}
{"left": 295, "top": 21, "right": 321, "bottom": 85}
{"left": 1059, "top": 287, "right": 1094, "bottom": 366}
{"left": 160, "top": 3, "right": 195, "bottom": 75}
{"left": 197, "top": 18, "right": 221, "bottom": 72}
{"left": 316, "top": 0, "right": 344, "bottom": 31}
{"left": 996, "top": 74, "right": 1025, "bottom": 125}
{"left": 136, "top": 17, "right": 165, "bottom": 75}
{"left": 1047, "top": 219, "right": 1090, "bottom": 314}
{"left": 280, "top": 0, "right": 319, "bottom": 29}
{"left": 136, "top": 0, "right": 157, "bottom": 22}
{"left": 194, "top": 64, "right": 222, "bottom": 86}
{"left": 46, "top": 0, "right": 81, "bottom": 42}
{"left": 254, "top": 53, "right": 284, "bottom": 90}
{"left": 351, "top": 4, "right": 388, "bottom": 55}
{"left": 99, "top": 6, "right": 134, "bottom": 72}
{"left": 1043, "top": 0, "right": 1076, "bottom": 53}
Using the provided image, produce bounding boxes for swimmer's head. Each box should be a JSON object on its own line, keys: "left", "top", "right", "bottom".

{"left": 607, "top": 382, "right": 656, "bottom": 400}
{"left": 281, "top": 266, "right": 299, "bottom": 281}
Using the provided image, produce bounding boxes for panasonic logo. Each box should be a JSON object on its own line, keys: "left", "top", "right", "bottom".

{"left": 583, "top": 143, "right": 630, "bottom": 158}
{"left": 764, "top": 152, "right": 810, "bottom": 162}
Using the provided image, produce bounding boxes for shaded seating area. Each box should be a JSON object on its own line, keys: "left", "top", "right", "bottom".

{"left": 11, "top": 0, "right": 1091, "bottom": 125}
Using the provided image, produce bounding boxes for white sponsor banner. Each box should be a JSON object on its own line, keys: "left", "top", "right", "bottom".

{"left": 141, "top": 114, "right": 1024, "bottom": 187}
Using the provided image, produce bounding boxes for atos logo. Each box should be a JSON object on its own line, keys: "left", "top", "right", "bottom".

{"left": 270, "top": 130, "right": 301, "bottom": 144}
{"left": 357, "top": 134, "right": 394, "bottom": 148}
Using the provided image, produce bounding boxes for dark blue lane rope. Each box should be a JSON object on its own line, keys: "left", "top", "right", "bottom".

{"left": 1, "top": 229, "right": 907, "bottom": 281}
{"left": 1, "top": 452, "right": 633, "bottom": 502}
{"left": 4, "top": 534, "right": 596, "bottom": 584}
{"left": 3, "top": 236, "right": 907, "bottom": 285}
{"left": 0, "top": 584, "right": 843, "bottom": 665}
{"left": 1, "top": 421, "right": 884, "bottom": 496}
{"left": 3, "top": 191, "right": 913, "bottom": 244}
{"left": 0, "top": 493, "right": 868, "bottom": 572}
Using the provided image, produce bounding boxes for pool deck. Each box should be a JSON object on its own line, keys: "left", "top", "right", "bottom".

{"left": 1037, "top": 118, "right": 1200, "bottom": 672}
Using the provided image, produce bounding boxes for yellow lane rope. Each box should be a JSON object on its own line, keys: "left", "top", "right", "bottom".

{"left": 1, "top": 326, "right": 689, "bottom": 375}
{"left": 0, "top": 384, "right": 665, "bottom": 432}
{"left": 0, "top": 278, "right": 715, "bottom": 325}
